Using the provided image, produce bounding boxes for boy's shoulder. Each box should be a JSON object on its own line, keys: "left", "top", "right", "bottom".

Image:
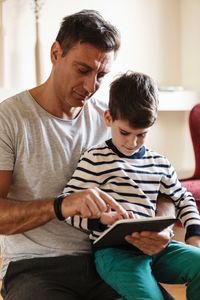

{"left": 144, "top": 147, "right": 169, "bottom": 162}
{"left": 83, "top": 141, "right": 109, "bottom": 155}
{"left": 80, "top": 141, "right": 117, "bottom": 162}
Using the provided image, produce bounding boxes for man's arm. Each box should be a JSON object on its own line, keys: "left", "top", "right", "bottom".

{"left": 0, "top": 170, "right": 56, "bottom": 234}
{"left": 0, "top": 171, "right": 127, "bottom": 235}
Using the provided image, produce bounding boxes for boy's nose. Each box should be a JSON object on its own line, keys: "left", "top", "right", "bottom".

{"left": 128, "top": 136, "right": 138, "bottom": 147}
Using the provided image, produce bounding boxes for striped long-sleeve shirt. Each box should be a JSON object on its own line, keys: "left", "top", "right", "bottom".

{"left": 63, "top": 139, "right": 200, "bottom": 241}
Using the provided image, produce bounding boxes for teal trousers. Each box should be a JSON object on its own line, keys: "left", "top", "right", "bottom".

{"left": 95, "top": 241, "right": 200, "bottom": 300}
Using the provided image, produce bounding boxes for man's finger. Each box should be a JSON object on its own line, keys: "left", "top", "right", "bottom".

{"left": 100, "top": 191, "right": 129, "bottom": 218}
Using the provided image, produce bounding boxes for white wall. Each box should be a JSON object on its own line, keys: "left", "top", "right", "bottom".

{"left": 2, "top": 0, "right": 182, "bottom": 89}
{"left": 146, "top": 110, "right": 194, "bottom": 178}
{"left": 181, "top": 0, "right": 200, "bottom": 90}
{"left": 1, "top": 0, "right": 200, "bottom": 177}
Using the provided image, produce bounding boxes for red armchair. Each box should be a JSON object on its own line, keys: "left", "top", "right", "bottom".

{"left": 181, "top": 103, "right": 200, "bottom": 211}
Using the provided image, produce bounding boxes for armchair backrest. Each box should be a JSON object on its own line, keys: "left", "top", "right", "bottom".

{"left": 189, "top": 103, "right": 200, "bottom": 178}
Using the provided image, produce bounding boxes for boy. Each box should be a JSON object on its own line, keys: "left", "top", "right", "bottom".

{"left": 60, "top": 71, "right": 200, "bottom": 299}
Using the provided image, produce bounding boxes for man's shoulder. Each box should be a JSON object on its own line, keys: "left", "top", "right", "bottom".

{"left": 86, "top": 96, "right": 107, "bottom": 112}
{"left": 0, "top": 90, "right": 30, "bottom": 110}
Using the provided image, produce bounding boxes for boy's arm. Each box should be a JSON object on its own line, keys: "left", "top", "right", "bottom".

{"left": 156, "top": 194, "right": 176, "bottom": 217}
{"left": 186, "top": 236, "right": 200, "bottom": 248}
{"left": 159, "top": 162, "right": 200, "bottom": 246}
{"left": 124, "top": 192, "right": 176, "bottom": 256}
{"left": 125, "top": 164, "right": 200, "bottom": 254}
{"left": 125, "top": 194, "right": 176, "bottom": 256}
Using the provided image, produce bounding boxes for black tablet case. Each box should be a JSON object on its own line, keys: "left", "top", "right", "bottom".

{"left": 93, "top": 217, "right": 177, "bottom": 250}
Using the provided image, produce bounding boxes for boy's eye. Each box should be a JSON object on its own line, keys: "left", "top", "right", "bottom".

{"left": 120, "top": 131, "right": 129, "bottom": 136}
{"left": 138, "top": 133, "right": 146, "bottom": 138}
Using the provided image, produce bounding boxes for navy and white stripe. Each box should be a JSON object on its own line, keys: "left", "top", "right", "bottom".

{"left": 64, "top": 139, "right": 200, "bottom": 241}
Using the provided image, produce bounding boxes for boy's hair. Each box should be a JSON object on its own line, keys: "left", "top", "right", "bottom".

{"left": 109, "top": 71, "right": 159, "bottom": 128}
{"left": 56, "top": 10, "right": 120, "bottom": 56}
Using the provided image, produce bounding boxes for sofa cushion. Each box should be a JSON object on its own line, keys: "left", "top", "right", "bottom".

{"left": 181, "top": 179, "right": 200, "bottom": 210}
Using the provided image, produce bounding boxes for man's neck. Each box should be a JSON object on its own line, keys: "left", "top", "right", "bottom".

{"left": 29, "top": 82, "right": 82, "bottom": 120}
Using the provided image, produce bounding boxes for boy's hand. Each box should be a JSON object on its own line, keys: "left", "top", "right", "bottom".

{"left": 100, "top": 210, "right": 134, "bottom": 225}
{"left": 125, "top": 229, "right": 171, "bottom": 256}
{"left": 100, "top": 211, "right": 123, "bottom": 225}
{"left": 186, "top": 236, "right": 200, "bottom": 248}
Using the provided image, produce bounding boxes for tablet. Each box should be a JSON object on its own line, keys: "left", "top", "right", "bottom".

{"left": 93, "top": 216, "right": 177, "bottom": 250}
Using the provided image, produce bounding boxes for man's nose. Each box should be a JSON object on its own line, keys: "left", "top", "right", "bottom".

{"left": 83, "top": 75, "right": 99, "bottom": 94}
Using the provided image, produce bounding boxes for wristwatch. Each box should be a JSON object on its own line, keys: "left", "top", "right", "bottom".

{"left": 54, "top": 194, "right": 66, "bottom": 221}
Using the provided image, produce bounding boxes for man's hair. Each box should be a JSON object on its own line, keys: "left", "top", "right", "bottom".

{"left": 56, "top": 10, "right": 120, "bottom": 56}
{"left": 109, "top": 71, "right": 159, "bottom": 128}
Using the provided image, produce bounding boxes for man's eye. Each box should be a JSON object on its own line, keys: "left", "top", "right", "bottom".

{"left": 78, "top": 68, "right": 89, "bottom": 74}
{"left": 97, "top": 73, "right": 106, "bottom": 81}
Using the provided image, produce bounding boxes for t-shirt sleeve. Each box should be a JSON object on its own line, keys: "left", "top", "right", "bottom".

{"left": 0, "top": 113, "right": 15, "bottom": 170}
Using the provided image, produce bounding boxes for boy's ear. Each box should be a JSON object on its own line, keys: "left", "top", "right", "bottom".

{"left": 103, "top": 110, "right": 113, "bottom": 126}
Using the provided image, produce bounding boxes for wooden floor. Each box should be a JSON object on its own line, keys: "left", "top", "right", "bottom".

{"left": 162, "top": 283, "right": 186, "bottom": 300}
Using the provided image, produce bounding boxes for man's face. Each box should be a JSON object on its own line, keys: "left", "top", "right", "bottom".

{"left": 104, "top": 111, "right": 150, "bottom": 156}
{"left": 51, "top": 42, "right": 114, "bottom": 109}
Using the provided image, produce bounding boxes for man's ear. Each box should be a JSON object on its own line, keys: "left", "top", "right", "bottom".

{"left": 103, "top": 110, "right": 113, "bottom": 126}
{"left": 51, "top": 41, "right": 62, "bottom": 63}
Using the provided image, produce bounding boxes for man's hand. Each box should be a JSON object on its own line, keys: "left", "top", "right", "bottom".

{"left": 186, "top": 236, "right": 200, "bottom": 248}
{"left": 61, "top": 187, "right": 129, "bottom": 220}
{"left": 125, "top": 229, "right": 172, "bottom": 256}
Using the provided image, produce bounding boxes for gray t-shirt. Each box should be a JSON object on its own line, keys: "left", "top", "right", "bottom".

{"left": 0, "top": 90, "right": 110, "bottom": 277}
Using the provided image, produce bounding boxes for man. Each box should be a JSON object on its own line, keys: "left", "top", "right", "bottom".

{"left": 0, "top": 10, "right": 174, "bottom": 300}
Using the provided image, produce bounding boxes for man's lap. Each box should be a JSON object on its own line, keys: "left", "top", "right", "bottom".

{"left": 1, "top": 254, "right": 119, "bottom": 300}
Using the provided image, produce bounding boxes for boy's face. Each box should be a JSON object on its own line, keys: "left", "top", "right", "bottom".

{"left": 104, "top": 110, "right": 151, "bottom": 156}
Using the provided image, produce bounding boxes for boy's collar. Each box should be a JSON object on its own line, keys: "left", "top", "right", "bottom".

{"left": 105, "top": 139, "right": 145, "bottom": 159}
